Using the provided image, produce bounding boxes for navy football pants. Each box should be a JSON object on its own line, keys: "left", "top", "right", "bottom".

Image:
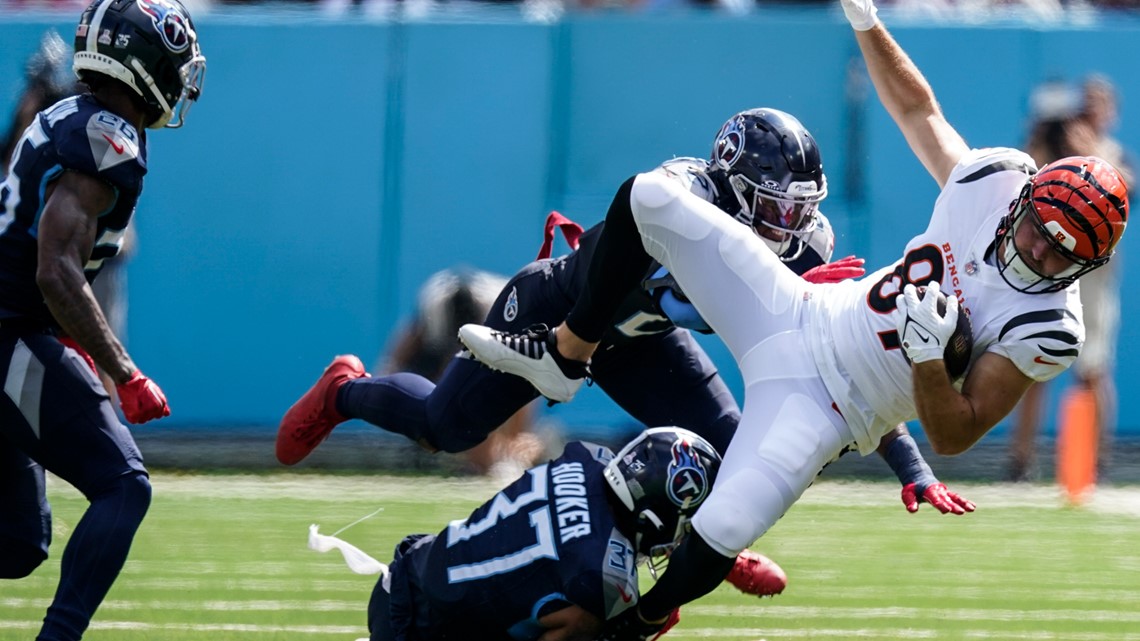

{"left": 0, "top": 332, "right": 151, "bottom": 641}
{"left": 338, "top": 258, "right": 740, "bottom": 455}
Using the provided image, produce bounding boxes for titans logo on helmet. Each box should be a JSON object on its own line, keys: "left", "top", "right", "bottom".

{"left": 137, "top": 0, "right": 191, "bottom": 53}
{"left": 713, "top": 116, "right": 745, "bottom": 170}
{"left": 666, "top": 439, "right": 709, "bottom": 507}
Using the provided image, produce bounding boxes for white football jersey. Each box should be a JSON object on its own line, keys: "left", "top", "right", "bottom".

{"left": 807, "top": 148, "right": 1085, "bottom": 453}
{"left": 653, "top": 157, "right": 836, "bottom": 263}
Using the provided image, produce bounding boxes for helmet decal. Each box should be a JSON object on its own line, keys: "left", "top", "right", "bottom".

{"left": 713, "top": 116, "right": 745, "bottom": 170}
{"left": 995, "top": 156, "right": 1128, "bottom": 293}
{"left": 137, "top": 0, "right": 192, "bottom": 53}
{"left": 666, "top": 438, "right": 710, "bottom": 507}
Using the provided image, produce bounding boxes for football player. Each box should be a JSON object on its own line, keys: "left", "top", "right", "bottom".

{"left": 0, "top": 1, "right": 204, "bottom": 639}
{"left": 455, "top": 2, "right": 1127, "bottom": 638}
{"left": 278, "top": 109, "right": 972, "bottom": 601}
{"left": 367, "top": 427, "right": 719, "bottom": 641}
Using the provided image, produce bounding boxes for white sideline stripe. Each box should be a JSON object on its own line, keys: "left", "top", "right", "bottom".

{"left": 669, "top": 630, "right": 1140, "bottom": 640}
{"left": 1, "top": 597, "right": 362, "bottom": 612}
{"left": 44, "top": 474, "right": 1140, "bottom": 520}
{"left": 690, "top": 605, "right": 1140, "bottom": 623}
{"left": 0, "top": 620, "right": 362, "bottom": 634}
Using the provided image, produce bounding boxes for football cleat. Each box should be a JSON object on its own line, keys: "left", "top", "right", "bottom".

{"left": 725, "top": 549, "right": 788, "bottom": 597}
{"left": 276, "top": 355, "right": 368, "bottom": 465}
{"left": 457, "top": 323, "right": 587, "bottom": 403}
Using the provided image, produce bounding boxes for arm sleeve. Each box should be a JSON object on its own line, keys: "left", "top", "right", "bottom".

{"left": 565, "top": 176, "right": 654, "bottom": 343}
{"left": 637, "top": 531, "right": 735, "bottom": 622}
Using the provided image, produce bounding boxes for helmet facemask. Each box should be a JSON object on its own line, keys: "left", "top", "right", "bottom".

{"left": 727, "top": 172, "right": 825, "bottom": 259}
{"left": 997, "top": 159, "right": 1126, "bottom": 294}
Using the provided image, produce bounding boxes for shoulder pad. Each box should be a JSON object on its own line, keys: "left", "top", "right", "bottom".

{"left": 574, "top": 441, "right": 616, "bottom": 466}
{"left": 653, "top": 157, "right": 716, "bottom": 202}
{"left": 951, "top": 148, "right": 1036, "bottom": 185}
{"left": 84, "top": 111, "right": 143, "bottom": 172}
{"left": 799, "top": 210, "right": 836, "bottom": 263}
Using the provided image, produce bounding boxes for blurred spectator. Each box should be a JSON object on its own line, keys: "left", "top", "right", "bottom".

{"left": 380, "top": 267, "right": 544, "bottom": 478}
{"left": 1007, "top": 75, "right": 1130, "bottom": 482}
{"left": 1, "top": 31, "right": 80, "bottom": 172}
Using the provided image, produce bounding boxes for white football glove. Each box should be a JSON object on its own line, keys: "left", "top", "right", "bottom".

{"left": 895, "top": 281, "right": 959, "bottom": 365}
{"left": 841, "top": 0, "right": 879, "bottom": 31}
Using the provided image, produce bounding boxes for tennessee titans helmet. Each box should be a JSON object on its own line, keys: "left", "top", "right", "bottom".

{"left": 997, "top": 156, "right": 1128, "bottom": 294}
{"left": 604, "top": 427, "right": 721, "bottom": 562}
{"left": 73, "top": 0, "right": 206, "bottom": 128}
{"left": 709, "top": 108, "right": 828, "bottom": 258}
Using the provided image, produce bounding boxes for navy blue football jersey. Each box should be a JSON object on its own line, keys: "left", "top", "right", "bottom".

{"left": 0, "top": 94, "right": 146, "bottom": 325}
{"left": 417, "top": 441, "right": 639, "bottom": 640}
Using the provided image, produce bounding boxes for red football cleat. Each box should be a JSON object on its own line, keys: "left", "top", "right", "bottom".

{"left": 725, "top": 549, "right": 788, "bottom": 597}
{"left": 276, "top": 355, "right": 368, "bottom": 465}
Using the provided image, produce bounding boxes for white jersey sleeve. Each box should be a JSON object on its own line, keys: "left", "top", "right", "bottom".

{"left": 985, "top": 288, "right": 1084, "bottom": 382}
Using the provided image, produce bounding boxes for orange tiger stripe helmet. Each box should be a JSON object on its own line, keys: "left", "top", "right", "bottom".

{"left": 998, "top": 156, "right": 1128, "bottom": 293}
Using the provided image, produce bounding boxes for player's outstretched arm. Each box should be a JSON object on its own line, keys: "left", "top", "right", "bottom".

{"left": 38, "top": 170, "right": 170, "bottom": 423}
{"left": 876, "top": 425, "right": 976, "bottom": 515}
{"left": 841, "top": 0, "right": 968, "bottom": 188}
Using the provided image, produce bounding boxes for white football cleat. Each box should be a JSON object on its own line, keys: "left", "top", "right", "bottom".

{"left": 458, "top": 323, "right": 587, "bottom": 403}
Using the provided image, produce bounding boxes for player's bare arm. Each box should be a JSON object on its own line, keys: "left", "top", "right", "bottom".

{"left": 913, "top": 351, "right": 1034, "bottom": 455}
{"left": 844, "top": 1, "right": 968, "bottom": 188}
{"left": 536, "top": 604, "right": 602, "bottom": 641}
{"left": 37, "top": 169, "right": 138, "bottom": 384}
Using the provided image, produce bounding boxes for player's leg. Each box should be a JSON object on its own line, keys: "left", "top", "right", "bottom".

{"left": 592, "top": 331, "right": 786, "bottom": 597}
{"left": 0, "top": 333, "right": 151, "bottom": 641}
{"left": 307, "top": 261, "right": 564, "bottom": 457}
{"left": 0, "top": 441, "right": 50, "bottom": 579}
{"left": 628, "top": 172, "right": 808, "bottom": 362}
{"left": 639, "top": 350, "right": 852, "bottom": 620}
{"left": 591, "top": 330, "right": 739, "bottom": 455}
{"left": 338, "top": 358, "right": 538, "bottom": 454}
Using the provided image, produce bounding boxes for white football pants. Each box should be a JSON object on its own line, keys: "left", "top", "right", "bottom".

{"left": 629, "top": 172, "right": 856, "bottom": 557}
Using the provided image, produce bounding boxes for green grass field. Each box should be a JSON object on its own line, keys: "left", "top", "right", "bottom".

{"left": 3, "top": 473, "right": 1138, "bottom": 641}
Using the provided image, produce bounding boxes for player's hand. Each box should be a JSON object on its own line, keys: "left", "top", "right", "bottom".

{"left": 58, "top": 337, "right": 97, "bottom": 375}
{"left": 597, "top": 606, "right": 671, "bottom": 641}
{"left": 117, "top": 370, "right": 171, "bottom": 424}
{"left": 895, "top": 281, "right": 958, "bottom": 365}
{"left": 801, "top": 255, "right": 866, "bottom": 284}
{"left": 536, "top": 603, "right": 602, "bottom": 641}
{"left": 901, "top": 482, "right": 976, "bottom": 515}
{"left": 841, "top": 0, "right": 879, "bottom": 31}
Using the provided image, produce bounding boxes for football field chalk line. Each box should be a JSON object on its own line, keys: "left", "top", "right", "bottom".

{"left": 46, "top": 473, "right": 1140, "bottom": 518}
{"left": 5, "top": 620, "right": 1140, "bottom": 640}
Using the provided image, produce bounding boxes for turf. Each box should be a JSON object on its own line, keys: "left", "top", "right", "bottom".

{"left": 2, "top": 474, "right": 1138, "bottom": 641}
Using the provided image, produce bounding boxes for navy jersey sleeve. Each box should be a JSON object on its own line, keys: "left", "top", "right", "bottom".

{"left": 50, "top": 100, "right": 146, "bottom": 195}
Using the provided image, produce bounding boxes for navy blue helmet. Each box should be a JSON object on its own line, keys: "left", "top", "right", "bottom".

{"left": 604, "top": 427, "right": 721, "bottom": 560}
{"left": 73, "top": 0, "right": 206, "bottom": 128}
{"left": 709, "top": 108, "right": 827, "bottom": 258}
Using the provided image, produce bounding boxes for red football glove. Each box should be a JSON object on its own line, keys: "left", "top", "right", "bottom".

{"left": 902, "top": 482, "right": 976, "bottom": 515}
{"left": 117, "top": 370, "right": 171, "bottom": 424}
{"left": 801, "top": 255, "right": 866, "bottom": 284}
{"left": 58, "top": 337, "right": 97, "bottom": 375}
